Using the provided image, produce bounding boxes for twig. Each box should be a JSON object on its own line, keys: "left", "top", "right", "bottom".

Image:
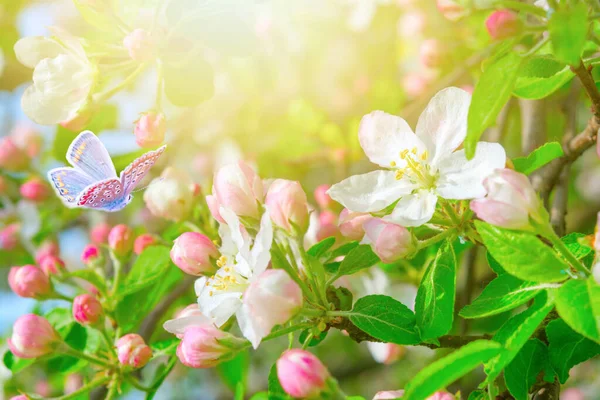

{"left": 572, "top": 61, "right": 600, "bottom": 118}
{"left": 138, "top": 275, "right": 196, "bottom": 341}
{"left": 520, "top": 99, "right": 547, "bottom": 155}
{"left": 420, "top": 334, "right": 493, "bottom": 349}
{"left": 533, "top": 379, "right": 560, "bottom": 400}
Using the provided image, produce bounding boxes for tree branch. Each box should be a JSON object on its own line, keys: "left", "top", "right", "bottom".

{"left": 520, "top": 99, "right": 547, "bottom": 155}
{"left": 138, "top": 275, "right": 196, "bottom": 341}
{"left": 572, "top": 61, "right": 600, "bottom": 118}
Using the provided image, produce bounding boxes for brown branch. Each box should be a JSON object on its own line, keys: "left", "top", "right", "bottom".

{"left": 138, "top": 275, "right": 196, "bottom": 341}
{"left": 421, "top": 334, "right": 492, "bottom": 349}
{"left": 533, "top": 379, "right": 560, "bottom": 400}
{"left": 572, "top": 61, "right": 600, "bottom": 118}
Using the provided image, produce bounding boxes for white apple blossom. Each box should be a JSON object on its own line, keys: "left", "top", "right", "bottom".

{"left": 328, "top": 87, "right": 506, "bottom": 227}
{"left": 14, "top": 27, "right": 95, "bottom": 125}
{"left": 195, "top": 207, "right": 274, "bottom": 343}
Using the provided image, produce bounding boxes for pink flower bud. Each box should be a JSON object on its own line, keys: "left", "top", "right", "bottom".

{"left": 486, "top": 10, "right": 522, "bottom": 40}
{"left": 116, "top": 334, "right": 152, "bottom": 368}
{"left": 419, "top": 39, "right": 444, "bottom": 68}
{"left": 436, "top": 0, "right": 467, "bottom": 21}
{"left": 108, "top": 224, "right": 134, "bottom": 257}
{"left": 373, "top": 390, "right": 405, "bottom": 400}
{"left": 81, "top": 244, "right": 101, "bottom": 264}
{"left": 11, "top": 123, "right": 42, "bottom": 158}
{"left": 265, "top": 179, "right": 309, "bottom": 233}
{"left": 8, "top": 314, "right": 59, "bottom": 358}
{"left": 277, "top": 349, "right": 329, "bottom": 398}
{"left": 316, "top": 210, "right": 341, "bottom": 241}
{"left": 362, "top": 219, "right": 415, "bottom": 263}
{"left": 402, "top": 72, "right": 433, "bottom": 98}
{"left": 65, "top": 374, "right": 83, "bottom": 394}
{"left": 0, "top": 223, "right": 20, "bottom": 250}
{"left": 35, "top": 240, "right": 60, "bottom": 264}
{"left": 10, "top": 395, "right": 28, "bottom": 400}
{"left": 35, "top": 381, "right": 51, "bottom": 397}
{"left": 240, "top": 270, "right": 302, "bottom": 348}
{"left": 123, "top": 29, "right": 156, "bottom": 62}
{"left": 134, "top": 112, "right": 166, "bottom": 148}
{"left": 170, "top": 232, "right": 219, "bottom": 275}
{"left": 314, "top": 184, "right": 332, "bottom": 209}
{"left": 134, "top": 233, "right": 157, "bottom": 255}
{"left": 90, "top": 222, "right": 111, "bottom": 245}
{"left": 470, "top": 169, "right": 542, "bottom": 231}
{"left": 20, "top": 178, "right": 50, "bottom": 202}
{"left": 206, "top": 194, "right": 225, "bottom": 223}
{"left": 8, "top": 265, "right": 52, "bottom": 298}
{"left": 177, "top": 326, "right": 238, "bottom": 368}
{"left": 0, "top": 137, "right": 29, "bottom": 171}
{"left": 428, "top": 392, "right": 455, "bottom": 400}
{"left": 213, "top": 161, "right": 264, "bottom": 219}
{"left": 39, "top": 255, "right": 66, "bottom": 276}
{"left": 367, "top": 342, "right": 405, "bottom": 365}
{"left": 72, "top": 294, "right": 103, "bottom": 325}
{"left": 339, "top": 208, "right": 373, "bottom": 240}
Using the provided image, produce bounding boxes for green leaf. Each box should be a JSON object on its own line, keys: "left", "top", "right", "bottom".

{"left": 514, "top": 66, "right": 574, "bottom": 99}
{"left": 483, "top": 293, "right": 554, "bottom": 385}
{"left": 554, "top": 278, "right": 600, "bottom": 342}
{"left": 348, "top": 295, "right": 420, "bottom": 345}
{"left": 487, "top": 252, "right": 506, "bottom": 275}
{"left": 460, "top": 274, "right": 540, "bottom": 319}
{"left": 467, "top": 391, "right": 486, "bottom": 400}
{"left": 475, "top": 221, "right": 569, "bottom": 283}
{"left": 150, "top": 338, "right": 179, "bottom": 357}
{"left": 65, "top": 269, "right": 106, "bottom": 292}
{"left": 162, "top": 53, "right": 214, "bottom": 107}
{"left": 561, "top": 233, "right": 593, "bottom": 261}
{"left": 268, "top": 363, "right": 290, "bottom": 400}
{"left": 546, "top": 318, "right": 600, "bottom": 383}
{"left": 299, "top": 329, "right": 328, "bottom": 347}
{"left": 329, "top": 241, "right": 360, "bottom": 260}
{"left": 3, "top": 350, "right": 35, "bottom": 373}
{"left": 549, "top": 3, "right": 589, "bottom": 66}
{"left": 504, "top": 339, "right": 548, "bottom": 400}
{"left": 335, "top": 244, "right": 380, "bottom": 278}
{"left": 118, "top": 245, "right": 172, "bottom": 297}
{"left": 519, "top": 55, "right": 566, "bottom": 78}
{"left": 217, "top": 350, "right": 249, "bottom": 393}
{"left": 415, "top": 241, "right": 456, "bottom": 340}
{"left": 403, "top": 340, "right": 503, "bottom": 400}
{"left": 465, "top": 52, "right": 523, "bottom": 159}
{"left": 307, "top": 236, "right": 336, "bottom": 258}
{"left": 512, "top": 142, "right": 564, "bottom": 175}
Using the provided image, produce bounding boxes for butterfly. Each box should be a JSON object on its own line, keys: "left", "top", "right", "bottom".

{"left": 47, "top": 131, "right": 166, "bottom": 212}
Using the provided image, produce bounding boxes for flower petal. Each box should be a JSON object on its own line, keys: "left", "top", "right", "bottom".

{"left": 328, "top": 170, "right": 416, "bottom": 213}
{"left": 415, "top": 87, "right": 471, "bottom": 165}
{"left": 359, "top": 111, "right": 424, "bottom": 168}
{"left": 386, "top": 190, "right": 438, "bottom": 227}
{"left": 236, "top": 304, "right": 264, "bottom": 349}
{"left": 197, "top": 290, "right": 242, "bottom": 327}
{"left": 249, "top": 209, "right": 273, "bottom": 278}
{"left": 21, "top": 84, "right": 73, "bottom": 125}
{"left": 436, "top": 142, "right": 506, "bottom": 200}
{"left": 14, "top": 37, "right": 63, "bottom": 69}
{"left": 163, "top": 314, "right": 212, "bottom": 336}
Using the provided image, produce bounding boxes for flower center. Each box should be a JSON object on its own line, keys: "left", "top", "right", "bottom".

{"left": 391, "top": 147, "right": 437, "bottom": 189}
{"left": 206, "top": 256, "right": 249, "bottom": 296}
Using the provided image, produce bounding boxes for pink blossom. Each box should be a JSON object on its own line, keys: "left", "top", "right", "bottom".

{"left": 73, "top": 294, "right": 103, "bottom": 325}
{"left": 265, "top": 179, "right": 309, "bottom": 233}
{"left": 116, "top": 334, "right": 152, "bottom": 368}
{"left": 0, "top": 224, "right": 20, "bottom": 250}
{"left": 163, "top": 304, "right": 212, "bottom": 339}
{"left": 170, "top": 232, "right": 219, "bottom": 275}
{"left": 20, "top": 178, "right": 49, "bottom": 202}
{"left": 134, "top": 112, "right": 166, "bottom": 148}
{"left": 362, "top": 219, "right": 415, "bottom": 263}
{"left": 339, "top": 208, "right": 373, "bottom": 240}
{"left": 373, "top": 390, "right": 405, "bottom": 400}
{"left": 486, "top": 10, "right": 522, "bottom": 40}
{"left": 470, "top": 169, "right": 542, "bottom": 231}
{"left": 81, "top": 244, "right": 101, "bottom": 264}
{"left": 9, "top": 265, "right": 52, "bottom": 299}
{"left": 212, "top": 161, "right": 264, "bottom": 219}
{"left": 238, "top": 270, "right": 302, "bottom": 348}
{"left": 176, "top": 326, "right": 238, "bottom": 368}
{"left": 134, "top": 233, "right": 157, "bottom": 255}
{"left": 108, "top": 224, "right": 134, "bottom": 257}
{"left": 314, "top": 184, "right": 333, "bottom": 209}
{"left": 277, "top": 349, "right": 329, "bottom": 398}
{"left": 8, "top": 314, "right": 59, "bottom": 358}
{"left": 35, "top": 240, "right": 60, "bottom": 264}
{"left": 39, "top": 255, "right": 66, "bottom": 276}
{"left": 90, "top": 222, "right": 111, "bottom": 245}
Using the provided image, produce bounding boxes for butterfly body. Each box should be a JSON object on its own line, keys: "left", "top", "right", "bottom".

{"left": 48, "top": 131, "right": 166, "bottom": 212}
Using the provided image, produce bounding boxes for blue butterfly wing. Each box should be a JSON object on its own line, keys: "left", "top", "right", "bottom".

{"left": 120, "top": 145, "right": 167, "bottom": 195}
{"left": 67, "top": 131, "right": 117, "bottom": 181}
{"left": 76, "top": 178, "right": 128, "bottom": 212}
{"left": 47, "top": 167, "right": 95, "bottom": 207}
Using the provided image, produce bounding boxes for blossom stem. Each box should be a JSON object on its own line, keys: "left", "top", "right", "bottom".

{"left": 53, "top": 375, "right": 112, "bottom": 400}
{"left": 272, "top": 241, "right": 317, "bottom": 303}
{"left": 442, "top": 202, "right": 461, "bottom": 226}
{"left": 262, "top": 322, "right": 312, "bottom": 342}
{"left": 540, "top": 225, "right": 590, "bottom": 276}
{"left": 301, "top": 308, "right": 325, "bottom": 318}
{"left": 417, "top": 229, "right": 456, "bottom": 250}
{"left": 61, "top": 346, "right": 112, "bottom": 368}
{"left": 104, "top": 376, "right": 120, "bottom": 400}
{"left": 93, "top": 63, "right": 148, "bottom": 104}
{"left": 125, "top": 375, "right": 151, "bottom": 392}
{"left": 100, "top": 328, "right": 117, "bottom": 358}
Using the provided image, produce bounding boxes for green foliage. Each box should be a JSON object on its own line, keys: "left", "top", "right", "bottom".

{"left": 334, "top": 244, "right": 380, "bottom": 278}
{"left": 349, "top": 294, "right": 420, "bottom": 345}
{"left": 465, "top": 52, "right": 523, "bottom": 159}
{"left": 504, "top": 339, "right": 549, "bottom": 400}
{"left": 514, "top": 56, "right": 574, "bottom": 99}
{"left": 546, "top": 319, "right": 600, "bottom": 383}
{"left": 403, "top": 340, "right": 503, "bottom": 400}
{"left": 554, "top": 278, "right": 600, "bottom": 342}
{"left": 415, "top": 241, "right": 456, "bottom": 340}
{"left": 217, "top": 351, "right": 250, "bottom": 393}
{"left": 460, "top": 274, "right": 540, "bottom": 319}
{"left": 512, "top": 142, "right": 564, "bottom": 175}
{"left": 307, "top": 237, "right": 336, "bottom": 258}
{"left": 483, "top": 293, "right": 554, "bottom": 386}
{"left": 475, "top": 221, "right": 568, "bottom": 282}
{"left": 118, "top": 245, "right": 173, "bottom": 296}
{"left": 549, "top": 2, "right": 589, "bottom": 66}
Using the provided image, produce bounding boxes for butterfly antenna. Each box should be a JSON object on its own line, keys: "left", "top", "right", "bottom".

{"left": 133, "top": 178, "right": 164, "bottom": 193}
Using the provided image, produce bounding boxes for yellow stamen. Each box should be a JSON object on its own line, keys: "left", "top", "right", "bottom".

{"left": 390, "top": 161, "right": 396, "bottom": 167}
